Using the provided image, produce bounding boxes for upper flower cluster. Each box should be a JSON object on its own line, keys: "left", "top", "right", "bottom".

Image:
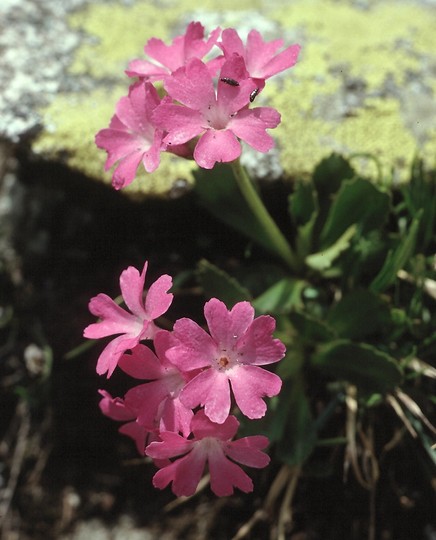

{"left": 95, "top": 22, "right": 300, "bottom": 189}
{"left": 84, "top": 261, "right": 286, "bottom": 496}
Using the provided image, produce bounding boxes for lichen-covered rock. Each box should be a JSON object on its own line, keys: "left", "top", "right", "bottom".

{"left": 2, "top": 0, "right": 435, "bottom": 195}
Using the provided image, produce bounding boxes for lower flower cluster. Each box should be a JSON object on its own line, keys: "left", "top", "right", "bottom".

{"left": 84, "top": 261, "right": 286, "bottom": 497}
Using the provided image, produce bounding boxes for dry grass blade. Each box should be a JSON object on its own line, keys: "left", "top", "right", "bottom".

{"left": 232, "top": 465, "right": 300, "bottom": 540}
{"left": 163, "top": 474, "right": 210, "bottom": 512}
{"left": 397, "top": 269, "right": 436, "bottom": 301}
{"left": 407, "top": 358, "right": 436, "bottom": 380}
{"left": 386, "top": 394, "right": 418, "bottom": 438}
{"left": 396, "top": 389, "right": 436, "bottom": 436}
{"left": 277, "top": 466, "right": 301, "bottom": 540}
{"left": 0, "top": 400, "right": 30, "bottom": 532}
{"left": 345, "top": 386, "right": 372, "bottom": 490}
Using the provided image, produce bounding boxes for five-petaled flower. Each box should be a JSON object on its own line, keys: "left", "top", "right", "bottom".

{"left": 126, "top": 21, "right": 222, "bottom": 81}
{"left": 98, "top": 389, "right": 151, "bottom": 455}
{"left": 120, "top": 331, "right": 195, "bottom": 437}
{"left": 95, "top": 81, "right": 167, "bottom": 189}
{"left": 146, "top": 409, "right": 270, "bottom": 497}
{"left": 166, "top": 298, "right": 285, "bottom": 424}
{"left": 219, "top": 28, "right": 301, "bottom": 94}
{"left": 84, "top": 262, "right": 173, "bottom": 378}
{"left": 153, "top": 55, "right": 281, "bottom": 169}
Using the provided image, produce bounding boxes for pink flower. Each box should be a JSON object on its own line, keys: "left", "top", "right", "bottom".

{"left": 152, "top": 55, "right": 281, "bottom": 169}
{"left": 166, "top": 298, "right": 285, "bottom": 424}
{"left": 98, "top": 389, "right": 150, "bottom": 455}
{"left": 126, "top": 21, "right": 222, "bottom": 81}
{"left": 84, "top": 262, "right": 173, "bottom": 378}
{"left": 120, "top": 332, "right": 194, "bottom": 437}
{"left": 219, "top": 28, "right": 300, "bottom": 89}
{"left": 95, "top": 81, "right": 167, "bottom": 189}
{"left": 146, "top": 410, "right": 270, "bottom": 497}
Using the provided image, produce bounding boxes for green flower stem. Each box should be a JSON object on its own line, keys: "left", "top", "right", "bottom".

{"left": 231, "top": 159, "right": 298, "bottom": 271}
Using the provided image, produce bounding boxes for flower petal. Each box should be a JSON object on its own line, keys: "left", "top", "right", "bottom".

{"left": 96, "top": 333, "right": 139, "bottom": 377}
{"left": 95, "top": 128, "right": 141, "bottom": 170}
{"left": 229, "top": 364, "right": 282, "bottom": 419}
{"left": 112, "top": 150, "right": 145, "bottom": 189}
{"left": 151, "top": 450, "right": 205, "bottom": 497}
{"left": 154, "top": 104, "right": 204, "bottom": 145}
{"left": 260, "top": 44, "right": 301, "bottom": 79}
{"left": 245, "top": 30, "right": 283, "bottom": 76}
{"left": 168, "top": 318, "right": 216, "bottom": 370}
{"left": 219, "top": 28, "right": 245, "bottom": 58}
{"left": 144, "top": 274, "right": 173, "bottom": 319}
{"left": 208, "top": 450, "right": 254, "bottom": 496}
{"left": 164, "top": 58, "right": 215, "bottom": 110}
{"left": 236, "top": 315, "right": 286, "bottom": 365}
{"left": 180, "top": 369, "right": 231, "bottom": 424}
{"left": 191, "top": 409, "right": 239, "bottom": 440}
{"left": 141, "top": 129, "right": 164, "bottom": 173}
{"left": 125, "top": 58, "right": 167, "bottom": 79}
{"left": 229, "top": 107, "right": 280, "bottom": 152}
{"left": 144, "top": 36, "right": 183, "bottom": 71}
{"left": 160, "top": 397, "right": 194, "bottom": 438}
{"left": 118, "top": 343, "right": 164, "bottom": 379}
{"left": 225, "top": 436, "right": 270, "bottom": 467}
{"left": 98, "top": 390, "right": 135, "bottom": 421}
{"left": 193, "top": 129, "right": 241, "bottom": 169}
{"left": 84, "top": 294, "right": 137, "bottom": 338}
{"left": 204, "top": 299, "right": 254, "bottom": 349}
{"left": 184, "top": 22, "right": 220, "bottom": 60}
{"left": 119, "top": 263, "right": 147, "bottom": 317}
{"left": 125, "top": 380, "right": 170, "bottom": 428}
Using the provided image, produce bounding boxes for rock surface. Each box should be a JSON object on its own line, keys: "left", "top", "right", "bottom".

{"left": 1, "top": 0, "right": 435, "bottom": 195}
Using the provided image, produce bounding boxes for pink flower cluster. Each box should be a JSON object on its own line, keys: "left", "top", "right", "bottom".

{"left": 95, "top": 22, "right": 300, "bottom": 189}
{"left": 84, "top": 261, "right": 286, "bottom": 497}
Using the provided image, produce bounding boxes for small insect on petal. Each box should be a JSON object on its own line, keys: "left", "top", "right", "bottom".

{"left": 249, "top": 88, "right": 259, "bottom": 103}
{"left": 220, "top": 77, "right": 239, "bottom": 87}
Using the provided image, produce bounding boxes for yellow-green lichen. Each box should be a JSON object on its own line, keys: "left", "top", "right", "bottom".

{"left": 268, "top": 0, "right": 436, "bottom": 180}
{"left": 67, "top": 0, "right": 262, "bottom": 79}
{"left": 69, "top": 3, "right": 181, "bottom": 79}
{"left": 333, "top": 98, "right": 419, "bottom": 178}
{"left": 270, "top": 1, "right": 430, "bottom": 90}
{"left": 34, "top": 0, "right": 436, "bottom": 197}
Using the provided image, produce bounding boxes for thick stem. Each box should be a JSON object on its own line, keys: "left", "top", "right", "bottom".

{"left": 231, "top": 159, "right": 298, "bottom": 271}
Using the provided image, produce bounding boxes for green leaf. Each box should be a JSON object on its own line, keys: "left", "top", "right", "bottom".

{"left": 194, "top": 164, "right": 275, "bottom": 255}
{"left": 311, "top": 154, "right": 356, "bottom": 243}
{"left": 311, "top": 340, "right": 403, "bottom": 393}
{"left": 277, "top": 347, "right": 305, "bottom": 379}
{"left": 305, "top": 224, "right": 356, "bottom": 272}
{"left": 405, "top": 411, "right": 436, "bottom": 467}
{"left": 289, "top": 182, "right": 319, "bottom": 260}
{"left": 312, "top": 153, "right": 355, "bottom": 200}
{"left": 289, "top": 311, "right": 335, "bottom": 344}
{"left": 402, "top": 158, "right": 436, "bottom": 250}
{"left": 327, "top": 289, "right": 391, "bottom": 340}
{"left": 289, "top": 181, "right": 317, "bottom": 227}
{"left": 196, "top": 259, "right": 252, "bottom": 306}
{"left": 370, "top": 210, "right": 423, "bottom": 293}
{"left": 319, "top": 177, "right": 390, "bottom": 249}
{"left": 252, "top": 278, "right": 307, "bottom": 314}
{"left": 272, "top": 375, "right": 317, "bottom": 465}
